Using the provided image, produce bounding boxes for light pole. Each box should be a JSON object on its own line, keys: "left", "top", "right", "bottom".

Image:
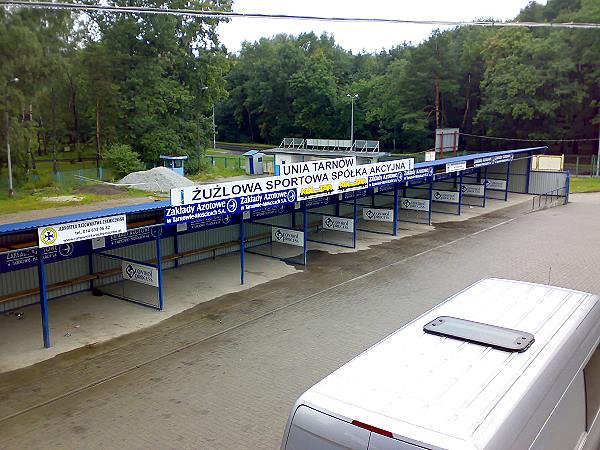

{"left": 4, "top": 77, "right": 18, "bottom": 197}
{"left": 347, "top": 93, "right": 358, "bottom": 144}
{"left": 212, "top": 103, "right": 216, "bottom": 150}
{"left": 201, "top": 86, "right": 216, "bottom": 150}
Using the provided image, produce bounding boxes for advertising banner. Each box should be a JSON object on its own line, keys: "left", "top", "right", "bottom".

{"left": 0, "top": 242, "right": 87, "bottom": 272}
{"left": 321, "top": 216, "right": 354, "bottom": 233}
{"left": 362, "top": 208, "right": 394, "bottom": 222}
{"left": 474, "top": 154, "right": 514, "bottom": 168}
{"left": 38, "top": 215, "right": 127, "bottom": 248}
{"left": 432, "top": 190, "right": 460, "bottom": 204}
{"left": 280, "top": 157, "right": 355, "bottom": 176}
{"left": 399, "top": 198, "right": 430, "bottom": 211}
{"left": 168, "top": 158, "right": 414, "bottom": 225}
{"left": 122, "top": 261, "right": 159, "bottom": 287}
{"left": 461, "top": 184, "right": 485, "bottom": 197}
{"left": 403, "top": 167, "right": 434, "bottom": 182}
{"left": 486, "top": 179, "right": 507, "bottom": 191}
{"left": 271, "top": 227, "right": 304, "bottom": 247}
{"left": 445, "top": 161, "right": 467, "bottom": 173}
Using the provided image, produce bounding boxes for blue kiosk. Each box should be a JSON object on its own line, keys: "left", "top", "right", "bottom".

{"left": 160, "top": 155, "right": 188, "bottom": 176}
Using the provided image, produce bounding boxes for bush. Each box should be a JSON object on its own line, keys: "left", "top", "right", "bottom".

{"left": 103, "top": 144, "right": 145, "bottom": 179}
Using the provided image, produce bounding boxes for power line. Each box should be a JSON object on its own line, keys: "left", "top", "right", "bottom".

{"left": 460, "top": 132, "right": 600, "bottom": 143}
{"left": 1, "top": 1, "right": 600, "bottom": 29}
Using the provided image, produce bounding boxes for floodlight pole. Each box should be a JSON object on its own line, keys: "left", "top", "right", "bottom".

{"left": 212, "top": 103, "right": 216, "bottom": 150}
{"left": 347, "top": 93, "right": 358, "bottom": 145}
{"left": 4, "top": 77, "right": 18, "bottom": 198}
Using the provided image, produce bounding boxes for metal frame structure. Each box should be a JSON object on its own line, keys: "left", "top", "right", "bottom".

{"left": 0, "top": 146, "right": 549, "bottom": 349}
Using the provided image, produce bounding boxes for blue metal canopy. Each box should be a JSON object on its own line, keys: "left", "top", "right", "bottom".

{"left": 0, "top": 200, "right": 170, "bottom": 235}
{"left": 414, "top": 146, "right": 545, "bottom": 169}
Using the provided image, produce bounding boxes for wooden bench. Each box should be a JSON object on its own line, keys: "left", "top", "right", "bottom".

{"left": 0, "top": 274, "right": 98, "bottom": 304}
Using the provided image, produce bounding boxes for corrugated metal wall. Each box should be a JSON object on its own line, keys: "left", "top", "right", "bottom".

{"left": 528, "top": 171, "right": 568, "bottom": 195}
{"left": 487, "top": 157, "right": 529, "bottom": 194}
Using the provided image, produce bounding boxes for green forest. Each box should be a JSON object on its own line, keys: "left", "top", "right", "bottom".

{"left": 1, "top": 0, "right": 599, "bottom": 183}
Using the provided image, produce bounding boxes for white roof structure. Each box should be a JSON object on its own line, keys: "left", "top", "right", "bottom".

{"left": 300, "top": 279, "right": 599, "bottom": 449}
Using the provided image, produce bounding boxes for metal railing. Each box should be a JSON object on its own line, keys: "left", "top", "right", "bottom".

{"left": 531, "top": 187, "right": 568, "bottom": 211}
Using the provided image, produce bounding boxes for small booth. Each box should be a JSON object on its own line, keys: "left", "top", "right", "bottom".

{"left": 243, "top": 150, "right": 265, "bottom": 175}
{"left": 160, "top": 155, "right": 188, "bottom": 176}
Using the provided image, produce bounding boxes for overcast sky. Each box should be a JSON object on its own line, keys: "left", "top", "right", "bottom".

{"left": 218, "top": 0, "right": 547, "bottom": 53}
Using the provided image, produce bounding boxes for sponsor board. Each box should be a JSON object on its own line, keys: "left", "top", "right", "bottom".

{"left": 461, "top": 183, "right": 485, "bottom": 197}
{"left": 474, "top": 154, "right": 514, "bottom": 168}
{"left": 306, "top": 196, "right": 331, "bottom": 209}
{"left": 0, "top": 242, "right": 86, "bottom": 272}
{"left": 435, "top": 172, "right": 455, "bottom": 181}
{"left": 92, "top": 225, "right": 163, "bottom": 250}
{"left": 432, "top": 190, "right": 460, "bottom": 204}
{"left": 281, "top": 157, "right": 356, "bottom": 176}
{"left": 403, "top": 167, "right": 434, "bottom": 182}
{"left": 38, "top": 215, "right": 127, "bottom": 248}
{"left": 362, "top": 208, "right": 394, "bottom": 222}
{"left": 446, "top": 161, "right": 467, "bottom": 173}
{"left": 271, "top": 227, "right": 304, "bottom": 247}
{"left": 122, "top": 261, "right": 159, "bottom": 287}
{"left": 169, "top": 158, "right": 414, "bottom": 224}
{"left": 399, "top": 197, "right": 430, "bottom": 211}
{"left": 486, "top": 179, "right": 507, "bottom": 191}
{"left": 322, "top": 215, "right": 354, "bottom": 233}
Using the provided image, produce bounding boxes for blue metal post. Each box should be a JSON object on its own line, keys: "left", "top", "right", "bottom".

{"left": 525, "top": 152, "right": 532, "bottom": 194}
{"left": 292, "top": 206, "right": 296, "bottom": 228}
{"left": 37, "top": 248, "right": 51, "bottom": 348}
{"left": 303, "top": 202, "right": 308, "bottom": 265}
{"left": 565, "top": 170, "right": 570, "bottom": 204}
{"left": 88, "top": 241, "right": 94, "bottom": 291}
{"left": 483, "top": 167, "right": 488, "bottom": 208}
{"left": 504, "top": 161, "right": 511, "bottom": 201}
{"left": 392, "top": 183, "right": 399, "bottom": 236}
{"left": 458, "top": 172, "right": 463, "bottom": 215}
{"left": 173, "top": 226, "right": 179, "bottom": 268}
{"left": 240, "top": 216, "right": 245, "bottom": 285}
{"left": 353, "top": 195, "right": 357, "bottom": 248}
{"left": 371, "top": 190, "right": 375, "bottom": 207}
{"left": 156, "top": 229, "right": 164, "bottom": 311}
{"left": 428, "top": 177, "right": 433, "bottom": 226}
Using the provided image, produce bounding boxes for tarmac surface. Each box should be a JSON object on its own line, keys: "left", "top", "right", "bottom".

{"left": 1, "top": 193, "right": 599, "bottom": 449}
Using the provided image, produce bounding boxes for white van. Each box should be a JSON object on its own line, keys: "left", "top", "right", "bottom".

{"left": 281, "top": 279, "right": 600, "bottom": 450}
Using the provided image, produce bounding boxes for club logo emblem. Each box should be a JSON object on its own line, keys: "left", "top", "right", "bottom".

{"left": 58, "top": 243, "right": 74, "bottom": 257}
{"left": 366, "top": 210, "right": 375, "bottom": 220}
{"left": 226, "top": 198, "right": 238, "bottom": 213}
{"left": 325, "top": 218, "right": 334, "bottom": 228}
{"left": 403, "top": 199, "right": 411, "bottom": 208}
{"left": 40, "top": 227, "right": 58, "bottom": 246}
{"left": 286, "top": 190, "right": 296, "bottom": 202}
{"left": 275, "top": 230, "right": 284, "bottom": 241}
{"left": 434, "top": 192, "right": 442, "bottom": 200}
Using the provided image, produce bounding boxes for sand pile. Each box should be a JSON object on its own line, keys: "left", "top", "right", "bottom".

{"left": 119, "top": 167, "right": 195, "bottom": 193}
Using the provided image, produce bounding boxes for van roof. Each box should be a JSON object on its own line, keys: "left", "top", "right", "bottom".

{"left": 300, "top": 279, "right": 600, "bottom": 449}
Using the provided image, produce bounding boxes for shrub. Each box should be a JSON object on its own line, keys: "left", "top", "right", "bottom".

{"left": 103, "top": 144, "right": 145, "bottom": 179}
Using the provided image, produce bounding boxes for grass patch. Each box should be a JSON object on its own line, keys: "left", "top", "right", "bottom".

{"left": 189, "top": 165, "right": 245, "bottom": 182}
{"left": 0, "top": 186, "right": 148, "bottom": 215}
{"left": 570, "top": 177, "right": 600, "bottom": 193}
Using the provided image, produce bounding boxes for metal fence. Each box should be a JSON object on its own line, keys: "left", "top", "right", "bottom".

{"left": 531, "top": 187, "right": 568, "bottom": 211}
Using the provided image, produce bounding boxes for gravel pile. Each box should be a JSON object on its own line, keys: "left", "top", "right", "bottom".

{"left": 119, "top": 167, "right": 195, "bottom": 193}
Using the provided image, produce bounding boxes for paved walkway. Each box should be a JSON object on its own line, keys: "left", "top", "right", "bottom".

{"left": 0, "top": 193, "right": 598, "bottom": 449}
